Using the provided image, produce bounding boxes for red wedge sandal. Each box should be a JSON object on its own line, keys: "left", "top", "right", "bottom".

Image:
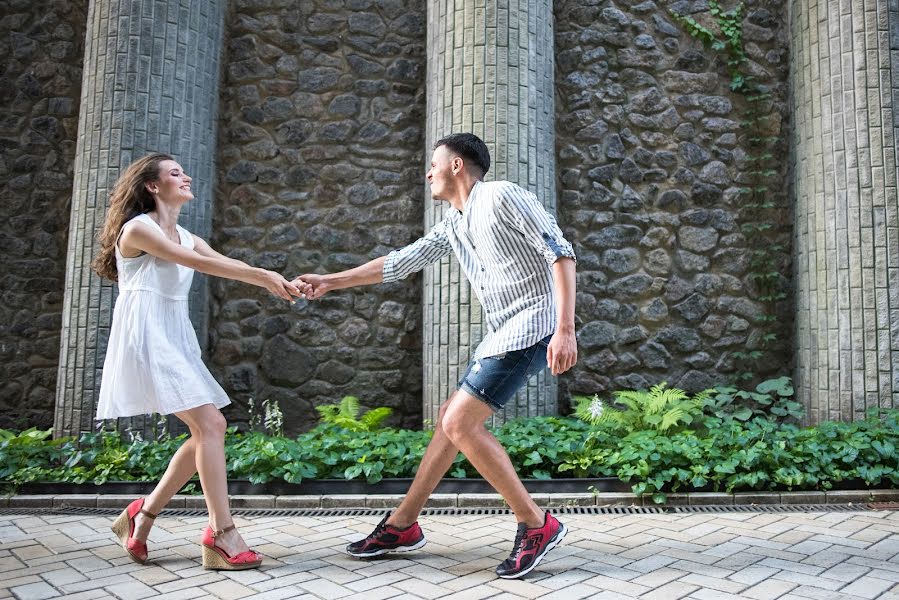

{"left": 201, "top": 525, "right": 263, "bottom": 570}
{"left": 110, "top": 498, "right": 156, "bottom": 564}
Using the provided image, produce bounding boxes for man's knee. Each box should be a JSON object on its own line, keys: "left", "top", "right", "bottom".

{"left": 435, "top": 393, "right": 457, "bottom": 430}
{"left": 442, "top": 406, "right": 483, "bottom": 445}
{"left": 441, "top": 411, "right": 468, "bottom": 445}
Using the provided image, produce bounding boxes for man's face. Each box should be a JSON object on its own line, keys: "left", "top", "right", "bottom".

{"left": 426, "top": 145, "right": 458, "bottom": 201}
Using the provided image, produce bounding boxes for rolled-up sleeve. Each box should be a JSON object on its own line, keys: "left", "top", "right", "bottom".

{"left": 382, "top": 217, "right": 454, "bottom": 283}
{"left": 496, "top": 183, "right": 576, "bottom": 266}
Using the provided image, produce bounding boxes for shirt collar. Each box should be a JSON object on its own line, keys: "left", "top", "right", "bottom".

{"left": 460, "top": 180, "right": 482, "bottom": 214}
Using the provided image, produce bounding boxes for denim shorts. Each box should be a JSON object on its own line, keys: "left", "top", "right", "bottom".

{"left": 457, "top": 335, "right": 552, "bottom": 412}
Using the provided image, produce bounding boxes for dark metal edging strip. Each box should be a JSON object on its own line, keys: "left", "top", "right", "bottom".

{"left": 0, "top": 504, "right": 883, "bottom": 518}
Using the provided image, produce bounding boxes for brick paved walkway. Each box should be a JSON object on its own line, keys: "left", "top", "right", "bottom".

{"left": 2, "top": 509, "right": 899, "bottom": 599}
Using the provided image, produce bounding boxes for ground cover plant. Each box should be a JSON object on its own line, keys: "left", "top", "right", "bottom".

{"left": 2, "top": 381, "right": 897, "bottom": 503}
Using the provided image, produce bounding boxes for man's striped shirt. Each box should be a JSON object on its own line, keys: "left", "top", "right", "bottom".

{"left": 383, "top": 180, "right": 576, "bottom": 360}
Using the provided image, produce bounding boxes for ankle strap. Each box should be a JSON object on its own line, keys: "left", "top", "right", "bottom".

{"left": 211, "top": 524, "right": 235, "bottom": 538}
{"left": 140, "top": 508, "right": 157, "bottom": 520}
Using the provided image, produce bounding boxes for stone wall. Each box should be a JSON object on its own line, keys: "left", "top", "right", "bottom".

{"left": 1, "top": 0, "right": 796, "bottom": 431}
{"left": 211, "top": 0, "right": 428, "bottom": 432}
{"left": 0, "top": 0, "right": 86, "bottom": 429}
{"left": 554, "top": 0, "right": 792, "bottom": 400}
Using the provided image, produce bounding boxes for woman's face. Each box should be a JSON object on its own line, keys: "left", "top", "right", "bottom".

{"left": 149, "top": 160, "right": 193, "bottom": 204}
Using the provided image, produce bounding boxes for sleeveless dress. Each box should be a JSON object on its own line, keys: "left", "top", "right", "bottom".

{"left": 95, "top": 213, "right": 231, "bottom": 419}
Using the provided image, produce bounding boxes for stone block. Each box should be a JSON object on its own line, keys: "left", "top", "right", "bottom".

{"left": 690, "top": 492, "right": 735, "bottom": 505}
{"left": 365, "top": 495, "right": 405, "bottom": 509}
{"left": 230, "top": 495, "right": 276, "bottom": 509}
{"left": 594, "top": 492, "right": 641, "bottom": 506}
{"left": 423, "top": 494, "right": 457, "bottom": 508}
{"left": 185, "top": 495, "right": 208, "bottom": 509}
{"left": 780, "top": 491, "right": 826, "bottom": 505}
{"left": 52, "top": 495, "right": 97, "bottom": 509}
{"left": 8, "top": 495, "right": 52, "bottom": 508}
{"left": 96, "top": 495, "right": 140, "bottom": 509}
{"left": 275, "top": 495, "right": 322, "bottom": 509}
{"left": 542, "top": 493, "right": 597, "bottom": 507}
{"left": 166, "top": 496, "right": 188, "bottom": 509}
{"left": 321, "top": 495, "right": 368, "bottom": 508}
{"left": 660, "top": 493, "right": 690, "bottom": 506}
{"left": 867, "top": 489, "right": 899, "bottom": 502}
{"left": 457, "top": 493, "right": 507, "bottom": 508}
{"left": 733, "top": 492, "right": 780, "bottom": 505}
{"left": 826, "top": 490, "right": 877, "bottom": 504}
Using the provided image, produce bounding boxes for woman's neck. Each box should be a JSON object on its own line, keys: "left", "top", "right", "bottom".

{"left": 149, "top": 203, "right": 182, "bottom": 235}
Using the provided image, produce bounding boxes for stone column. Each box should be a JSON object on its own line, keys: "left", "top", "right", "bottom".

{"left": 791, "top": 0, "right": 899, "bottom": 423}
{"left": 54, "top": 0, "right": 226, "bottom": 437}
{"left": 423, "top": 0, "right": 557, "bottom": 425}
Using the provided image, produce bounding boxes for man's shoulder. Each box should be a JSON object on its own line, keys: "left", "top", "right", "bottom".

{"left": 481, "top": 180, "right": 521, "bottom": 196}
{"left": 480, "top": 181, "right": 529, "bottom": 209}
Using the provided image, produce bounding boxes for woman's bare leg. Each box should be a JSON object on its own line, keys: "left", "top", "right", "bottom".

{"left": 175, "top": 404, "right": 250, "bottom": 556}
{"left": 132, "top": 436, "right": 198, "bottom": 541}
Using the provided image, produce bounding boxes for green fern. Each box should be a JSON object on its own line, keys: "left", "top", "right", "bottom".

{"left": 315, "top": 396, "right": 393, "bottom": 432}
{"left": 573, "top": 384, "right": 705, "bottom": 435}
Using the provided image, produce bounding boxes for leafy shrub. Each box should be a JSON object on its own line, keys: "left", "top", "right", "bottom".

{"left": 703, "top": 376, "right": 802, "bottom": 425}
{"left": 2, "top": 382, "right": 897, "bottom": 502}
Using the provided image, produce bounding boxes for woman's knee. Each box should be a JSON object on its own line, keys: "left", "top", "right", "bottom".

{"left": 192, "top": 409, "right": 227, "bottom": 439}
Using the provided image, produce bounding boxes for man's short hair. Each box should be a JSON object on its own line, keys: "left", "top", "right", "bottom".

{"left": 435, "top": 133, "right": 491, "bottom": 177}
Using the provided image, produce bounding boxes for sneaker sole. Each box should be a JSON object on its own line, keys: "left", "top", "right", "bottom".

{"left": 497, "top": 523, "right": 568, "bottom": 579}
{"left": 346, "top": 537, "right": 427, "bottom": 558}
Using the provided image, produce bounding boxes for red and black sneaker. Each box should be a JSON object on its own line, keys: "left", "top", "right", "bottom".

{"left": 495, "top": 511, "right": 567, "bottom": 579}
{"left": 346, "top": 512, "right": 427, "bottom": 558}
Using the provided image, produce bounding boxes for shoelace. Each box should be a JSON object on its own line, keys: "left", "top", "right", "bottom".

{"left": 506, "top": 524, "right": 529, "bottom": 560}
{"left": 368, "top": 519, "right": 389, "bottom": 541}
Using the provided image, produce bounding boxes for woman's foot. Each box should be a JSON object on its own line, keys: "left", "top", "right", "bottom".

{"left": 110, "top": 498, "right": 157, "bottom": 564}
{"left": 201, "top": 524, "right": 262, "bottom": 571}
{"left": 209, "top": 524, "right": 250, "bottom": 557}
{"left": 132, "top": 510, "right": 155, "bottom": 543}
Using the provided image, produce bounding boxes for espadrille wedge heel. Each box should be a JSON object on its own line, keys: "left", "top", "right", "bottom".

{"left": 110, "top": 498, "right": 157, "bottom": 564}
{"left": 201, "top": 524, "right": 263, "bottom": 570}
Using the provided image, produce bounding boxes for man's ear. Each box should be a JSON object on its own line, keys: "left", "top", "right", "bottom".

{"left": 452, "top": 156, "right": 464, "bottom": 175}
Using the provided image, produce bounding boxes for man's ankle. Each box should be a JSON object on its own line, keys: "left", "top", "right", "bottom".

{"left": 386, "top": 513, "right": 415, "bottom": 529}
{"left": 520, "top": 509, "right": 546, "bottom": 530}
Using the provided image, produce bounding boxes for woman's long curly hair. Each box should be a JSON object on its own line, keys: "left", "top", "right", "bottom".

{"left": 91, "top": 153, "right": 173, "bottom": 282}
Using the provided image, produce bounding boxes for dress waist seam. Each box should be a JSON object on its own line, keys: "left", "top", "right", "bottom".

{"left": 118, "top": 288, "right": 189, "bottom": 301}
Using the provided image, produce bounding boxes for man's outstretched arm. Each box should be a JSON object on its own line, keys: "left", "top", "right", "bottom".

{"left": 294, "top": 217, "right": 453, "bottom": 300}
{"left": 292, "top": 256, "right": 386, "bottom": 300}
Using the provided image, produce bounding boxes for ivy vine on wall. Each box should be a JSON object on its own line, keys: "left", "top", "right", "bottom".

{"left": 670, "top": 1, "right": 787, "bottom": 382}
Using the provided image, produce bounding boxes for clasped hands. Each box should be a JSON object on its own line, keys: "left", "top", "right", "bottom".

{"left": 264, "top": 273, "right": 333, "bottom": 303}
{"left": 289, "top": 274, "right": 329, "bottom": 301}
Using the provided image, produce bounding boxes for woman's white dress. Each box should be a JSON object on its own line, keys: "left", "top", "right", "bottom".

{"left": 95, "top": 213, "right": 231, "bottom": 419}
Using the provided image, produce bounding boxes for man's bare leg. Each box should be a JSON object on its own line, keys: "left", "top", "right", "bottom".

{"left": 389, "top": 390, "right": 543, "bottom": 530}
{"left": 441, "top": 392, "right": 544, "bottom": 528}
{"left": 387, "top": 392, "right": 463, "bottom": 528}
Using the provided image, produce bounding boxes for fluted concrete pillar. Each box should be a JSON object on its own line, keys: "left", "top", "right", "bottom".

{"left": 54, "top": 0, "right": 226, "bottom": 437}
{"left": 423, "top": 0, "right": 557, "bottom": 425}
{"left": 791, "top": 0, "right": 899, "bottom": 423}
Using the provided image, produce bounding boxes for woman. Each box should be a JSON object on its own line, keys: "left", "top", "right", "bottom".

{"left": 94, "top": 153, "right": 306, "bottom": 570}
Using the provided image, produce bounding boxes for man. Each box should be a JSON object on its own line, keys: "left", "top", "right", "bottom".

{"left": 294, "top": 133, "right": 577, "bottom": 579}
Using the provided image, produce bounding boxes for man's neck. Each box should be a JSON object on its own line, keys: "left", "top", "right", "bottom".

{"left": 447, "top": 177, "right": 481, "bottom": 212}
